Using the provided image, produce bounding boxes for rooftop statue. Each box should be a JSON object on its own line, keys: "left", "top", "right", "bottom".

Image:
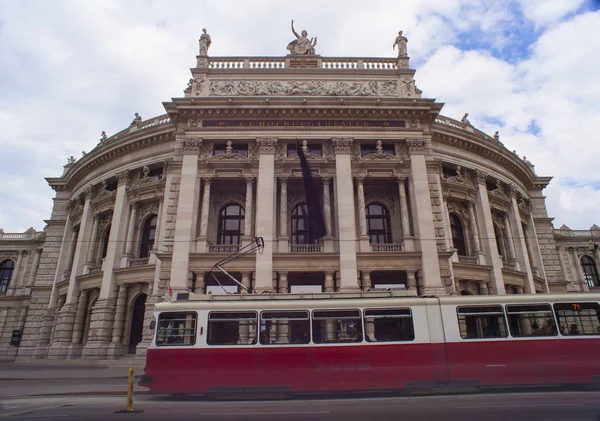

{"left": 393, "top": 30, "right": 408, "bottom": 57}
{"left": 199, "top": 28, "right": 212, "bottom": 56}
{"left": 286, "top": 20, "right": 317, "bottom": 55}
{"left": 131, "top": 112, "right": 142, "bottom": 126}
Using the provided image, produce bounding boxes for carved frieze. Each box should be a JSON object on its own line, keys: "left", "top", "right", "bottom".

{"left": 209, "top": 79, "right": 399, "bottom": 97}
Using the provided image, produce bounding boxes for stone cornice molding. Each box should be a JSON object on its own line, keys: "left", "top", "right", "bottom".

{"left": 405, "top": 138, "right": 426, "bottom": 155}
{"left": 332, "top": 137, "right": 353, "bottom": 154}
{"left": 256, "top": 137, "right": 278, "bottom": 154}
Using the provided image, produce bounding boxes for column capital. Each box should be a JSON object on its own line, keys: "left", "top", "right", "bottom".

{"left": 279, "top": 176, "right": 289, "bottom": 183}
{"left": 177, "top": 135, "right": 203, "bottom": 155}
{"left": 256, "top": 137, "right": 278, "bottom": 153}
{"left": 203, "top": 175, "right": 213, "bottom": 186}
{"left": 322, "top": 176, "right": 331, "bottom": 184}
{"left": 405, "top": 138, "right": 426, "bottom": 155}
{"left": 474, "top": 169, "right": 488, "bottom": 185}
{"left": 83, "top": 186, "right": 93, "bottom": 201}
{"left": 355, "top": 175, "right": 365, "bottom": 184}
{"left": 396, "top": 176, "right": 406, "bottom": 184}
{"left": 116, "top": 170, "right": 130, "bottom": 187}
{"left": 332, "top": 137, "right": 353, "bottom": 154}
{"left": 245, "top": 175, "right": 255, "bottom": 183}
{"left": 509, "top": 184, "right": 519, "bottom": 198}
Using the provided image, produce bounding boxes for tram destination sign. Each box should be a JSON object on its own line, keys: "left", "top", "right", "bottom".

{"left": 203, "top": 120, "right": 406, "bottom": 128}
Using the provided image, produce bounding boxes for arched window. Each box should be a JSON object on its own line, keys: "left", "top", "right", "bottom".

{"left": 99, "top": 225, "right": 111, "bottom": 261}
{"left": 494, "top": 224, "right": 505, "bottom": 258}
{"left": 139, "top": 215, "right": 158, "bottom": 258}
{"left": 450, "top": 213, "right": 467, "bottom": 256}
{"left": 291, "top": 204, "right": 313, "bottom": 244}
{"left": 581, "top": 256, "right": 600, "bottom": 287}
{"left": 218, "top": 205, "right": 244, "bottom": 245}
{"left": 366, "top": 203, "right": 392, "bottom": 244}
{"left": 0, "top": 259, "right": 15, "bottom": 295}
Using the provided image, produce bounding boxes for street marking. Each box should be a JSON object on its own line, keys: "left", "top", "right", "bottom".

{"left": 458, "top": 403, "right": 583, "bottom": 409}
{"left": 198, "top": 411, "right": 331, "bottom": 415}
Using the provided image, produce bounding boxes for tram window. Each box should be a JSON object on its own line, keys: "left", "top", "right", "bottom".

{"left": 156, "top": 312, "right": 197, "bottom": 346}
{"left": 260, "top": 311, "right": 310, "bottom": 345}
{"left": 553, "top": 302, "right": 600, "bottom": 336}
{"left": 506, "top": 304, "right": 558, "bottom": 337}
{"left": 207, "top": 311, "right": 257, "bottom": 345}
{"left": 364, "top": 308, "right": 415, "bottom": 342}
{"left": 457, "top": 306, "right": 508, "bottom": 339}
{"left": 312, "top": 309, "right": 363, "bottom": 344}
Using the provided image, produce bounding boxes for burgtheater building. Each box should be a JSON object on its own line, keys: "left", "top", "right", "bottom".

{"left": 1, "top": 28, "right": 600, "bottom": 361}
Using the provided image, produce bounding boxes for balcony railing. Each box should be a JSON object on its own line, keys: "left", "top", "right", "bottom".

{"left": 206, "top": 57, "right": 399, "bottom": 71}
{"left": 289, "top": 244, "right": 323, "bottom": 253}
{"left": 371, "top": 243, "right": 404, "bottom": 252}
{"left": 458, "top": 255, "right": 478, "bottom": 265}
{"left": 208, "top": 244, "right": 241, "bottom": 253}
{"left": 129, "top": 257, "right": 150, "bottom": 267}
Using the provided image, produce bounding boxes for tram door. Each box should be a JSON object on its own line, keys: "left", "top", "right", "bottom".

{"left": 128, "top": 294, "right": 147, "bottom": 354}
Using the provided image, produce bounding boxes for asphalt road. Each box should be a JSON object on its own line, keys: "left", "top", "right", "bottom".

{"left": 1, "top": 391, "right": 600, "bottom": 421}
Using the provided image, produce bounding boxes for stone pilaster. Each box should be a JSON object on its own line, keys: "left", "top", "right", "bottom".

{"left": 66, "top": 188, "right": 94, "bottom": 304}
{"left": 171, "top": 137, "right": 202, "bottom": 291}
{"left": 67, "top": 289, "right": 89, "bottom": 358}
{"left": 504, "top": 215, "right": 518, "bottom": 269}
{"left": 83, "top": 215, "right": 98, "bottom": 273}
{"left": 406, "top": 139, "right": 445, "bottom": 295}
{"left": 571, "top": 247, "right": 589, "bottom": 292}
{"left": 198, "top": 177, "right": 212, "bottom": 242}
{"left": 47, "top": 302, "right": 77, "bottom": 359}
{"left": 243, "top": 176, "right": 254, "bottom": 241}
{"left": 123, "top": 201, "right": 139, "bottom": 259}
{"left": 468, "top": 200, "right": 482, "bottom": 259}
{"left": 278, "top": 272, "right": 289, "bottom": 293}
{"left": 255, "top": 137, "right": 277, "bottom": 291}
{"left": 324, "top": 272, "right": 335, "bottom": 292}
{"left": 322, "top": 177, "right": 334, "bottom": 252}
{"left": 397, "top": 177, "right": 414, "bottom": 251}
{"left": 508, "top": 186, "right": 536, "bottom": 293}
{"left": 332, "top": 138, "right": 360, "bottom": 290}
{"left": 474, "top": 171, "right": 505, "bottom": 295}
{"left": 82, "top": 298, "right": 116, "bottom": 358}
{"left": 361, "top": 271, "right": 372, "bottom": 291}
{"left": 25, "top": 248, "right": 41, "bottom": 288}
{"left": 107, "top": 284, "right": 128, "bottom": 358}
{"left": 279, "top": 177, "right": 289, "bottom": 252}
{"left": 356, "top": 176, "right": 370, "bottom": 252}
{"left": 407, "top": 270, "right": 418, "bottom": 291}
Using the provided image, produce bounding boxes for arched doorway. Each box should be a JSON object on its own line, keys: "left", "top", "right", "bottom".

{"left": 128, "top": 294, "right": 147, "bottom": 354}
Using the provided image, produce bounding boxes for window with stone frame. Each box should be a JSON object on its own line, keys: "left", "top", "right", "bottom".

{"left": 291, "top": 204, "right": 316, "bottom": 244}
{"left": 366, "top": 203, "right": 392, "bottom": 244}
{"left": 217, "top": 204, "right": 245, "bottom": 245}
{"left": 99, "top": 225, "right": 111, "bottom": 262}
{"left": 450, "top": 213, "right": 467, "bottom": 256}
{"left": 493, "top": 223, "right": 505, "bottom": 259}
{"left": 139, "top": 215, "right": 158, "bottom": 258}
{"left": 581, "top": 256, "right": 600, "bottom": 287}
{"left": 0, "top": 259, "right": 15, "bottom": 295}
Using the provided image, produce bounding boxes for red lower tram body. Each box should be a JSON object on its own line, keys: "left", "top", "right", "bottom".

{"left": 141, "top": 339, "right": 600, "bottom": 394}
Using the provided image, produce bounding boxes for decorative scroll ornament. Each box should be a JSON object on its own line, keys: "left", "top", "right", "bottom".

{"left": 256, "top": 137, "right": 278, "bottom": 153}
{"left": 209, "top": 80, "right": 399, "bottom": 97}
{"left": 402, "top": 78, "right": 415, "bottom": 97}
{"left": 332, "top": 137, "right": 353, "bottom": 154}
{"left": 405, "top": 138, "right": 426, "bottom": 154}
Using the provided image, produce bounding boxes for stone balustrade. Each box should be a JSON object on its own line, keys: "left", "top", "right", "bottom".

{"left": 371, "top": 243, "right": 404, "bottom": 252}
{"left": 208, "top": 244, "right": 241, "bottom": 253}
{"left": 289, "top": 244, "right": 323, "bottom": 253}
{"left": 206, "top": 57, "right": 399, "bottom": 71}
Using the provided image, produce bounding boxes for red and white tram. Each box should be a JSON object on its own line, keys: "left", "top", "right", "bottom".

{"left": 140, "top": 291, "right": 600, "bottom": 396}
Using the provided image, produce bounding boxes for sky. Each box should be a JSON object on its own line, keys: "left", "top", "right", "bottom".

{"left": 0, "top": 0, "right": 599, "bottom": 232}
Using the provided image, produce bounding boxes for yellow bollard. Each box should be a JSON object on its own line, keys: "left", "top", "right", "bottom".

{"left": 115, "top": 367, "right": 144, "bottom": 414}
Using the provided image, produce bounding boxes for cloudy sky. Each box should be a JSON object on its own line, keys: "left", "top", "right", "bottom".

{"left": 0, "top": 0, "right": 599, "bottom": 232}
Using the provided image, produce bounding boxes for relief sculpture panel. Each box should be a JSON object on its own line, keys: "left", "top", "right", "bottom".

{"left": 209, "top": 80, "right": 399, "bottom": 97}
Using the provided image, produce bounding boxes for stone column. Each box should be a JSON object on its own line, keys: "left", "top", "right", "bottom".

{"left": 504, "top": 215, "right": 518, "bottom": 269}
{"left": 278, "top": 272, "right": 289, "bottom": 293}
{"left": 171, "top": 137, "right": 202, "bottom": 290}
{"left": 83, "top": 216, "right": 98, "bottom": 273}
{"left": 361, "top": 271, "right": 372, "bottom": 291}
{"left": 397, "top": 177, "right": 414, "bottom": 251}
{"left": 407, "top": 270, "right": 417, "bottom": 291}
{"left": 244, "top": 176, "right": 254, "bottom": 240}
{"left": 527, "top": 213, "right": 547, "bottom": 284}
{"left": 197, "top": 177, "right": 212, "bottom": 249}
{"left": 468, "top": 201, "right": 482, "bottom": 257}
{"left": 255, "top": 138, "right": 277, "bottom": 291}
{"left": 27, "top": 248, "right": 42, "bottom": 288}
{"left": 508, "top": 186, "right": 536, "bottom": 293}
{"left": 149, "top": 195, "right": 164, "bottom": 264}
{"left": 82, "top": 171, "right": 130, "bottom": 358}
{"left": 7, "top": 250, "right": 24, "bottom": 296}
{"left": 474, "top": 171, "right": 505, "bottom": 295}
{"left": 556, "top": 246, "right": 570, "bottom": 287}
{"left": 63, "top": 224, "right": 79, "bottom": 281}
{"left": 322, "top": 177, "right": 334, "bottom": 252}
{"left": 241, "top": 272, "right": 251, "bottom": 293}
{"left": 356, "top": 176, "right": 369, "bottom": 252}
{"left": 279, "top": 177, "right": 288, "bottom": 252}
{"left": 333, "top": 138, "right": 360, "bottom": 290}
{"left": 66, "top": 188, "right": 94, "bottom": 305}
{"left": 324, "top": 272, "right": 335, "bottom": 292}
{"left": 571, "top": 247, "right": 588, "bottom": 291}
{"left": 406, "top": 139, "right": 445, "bottom": 294}
{"left": 124, "top": 201, "right": 139, "bottom": 259}
{"left": 479, "top": 281, "right": 489, "bottom": 295}
{"left": 68, "top": 289, "right": 89, "bottom": 358}
{"left": 107, "top": 284, "right": 128, "bottom": 358}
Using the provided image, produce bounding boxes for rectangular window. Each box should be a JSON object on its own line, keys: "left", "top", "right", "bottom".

{"left": 260, "top": 311, "right": 310, "bottom": 345}
{"left": 554, "top": 302, "right": 600, "bottom": 336}
{"left": 361, "top": 143, "right": 395, "bottom": 157}
{"left": 156, "top": 312, "right": 197, "bottom": 346}
{"left": 457, "top": 306, "right": 508, "bottom": 339}
{"left": 506, "top": 304, "right": 558, "bottom": 337}
{"left": 214, "top": 143, "right": 248, "bottom": 156}
{"left": 364, "top": 308, "right": 415, "bottom": 342}
{"left": 312, "top": 309, "right": 362, "bottom": 344}
{"left": 207, "top": 311, "right": 257, "bottom": 345}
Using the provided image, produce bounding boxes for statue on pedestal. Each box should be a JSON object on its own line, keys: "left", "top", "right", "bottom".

{"left": 131, "top": 112, "right": 142, "bottom": 126}
{"left": 286, "top": 20, "right": 317, "bottom": 55}
{"left": 199, "top": 28, "right": 211, "bottom": 56}
{"left": 393, "top": 30, "right": 408, "bottom": 57}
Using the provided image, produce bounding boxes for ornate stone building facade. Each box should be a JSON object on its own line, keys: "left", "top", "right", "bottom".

{"left": 1, "top": 31, "right": 599, "bottom": 361}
